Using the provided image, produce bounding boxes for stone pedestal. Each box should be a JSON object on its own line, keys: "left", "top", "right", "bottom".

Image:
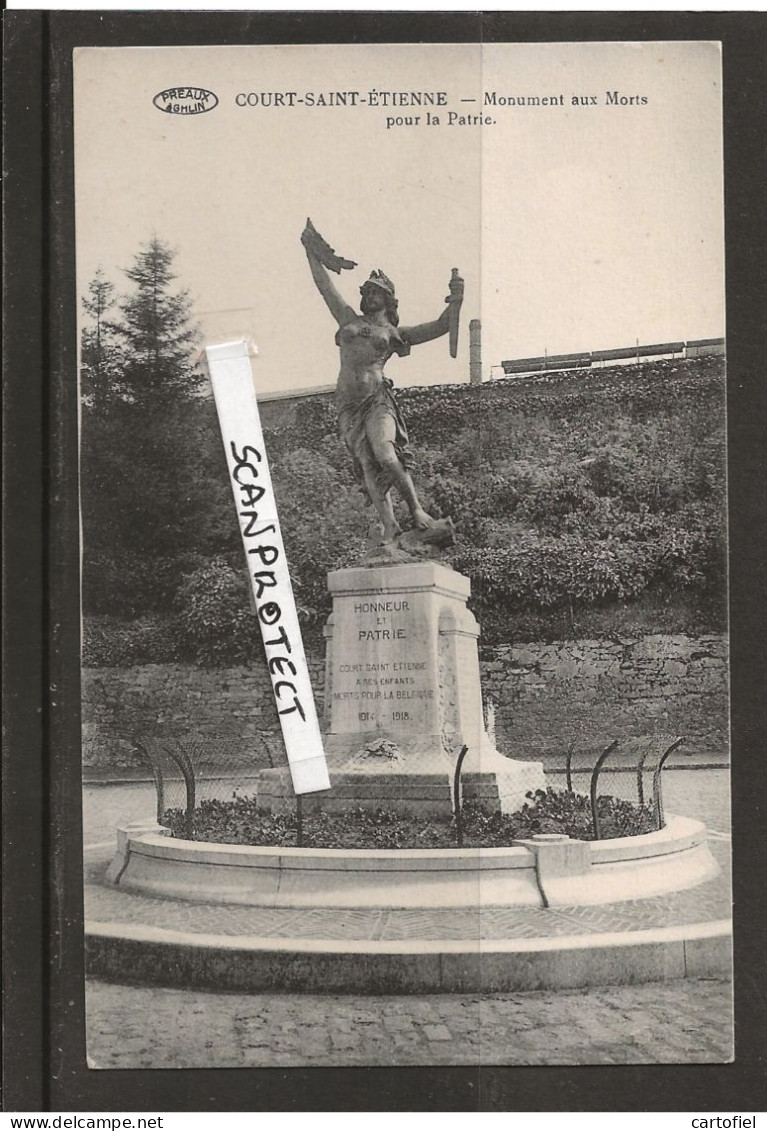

{"left": 256, "top": 562, "right": 544, "bottom": 816}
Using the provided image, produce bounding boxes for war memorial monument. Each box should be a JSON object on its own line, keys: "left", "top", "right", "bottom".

{"left": 92, "top": 224, "right": 728, "bottom": 1015}
{"left": 256, "top": 220, "right": 544, "bottom": 815}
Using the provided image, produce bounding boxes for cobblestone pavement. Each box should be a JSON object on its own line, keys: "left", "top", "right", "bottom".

{"left": 85, "top": 977, "right": 733, "bottom": 1068}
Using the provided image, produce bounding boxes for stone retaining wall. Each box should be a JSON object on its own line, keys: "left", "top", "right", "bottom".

{"left": 482, "top": 634, "right": 728, "bottom": 761}
{"left": 82, "top": 633, "right": 728, "bottom": 770}
{"left": 82, "top": 657, "right": 326, "bottom": 771}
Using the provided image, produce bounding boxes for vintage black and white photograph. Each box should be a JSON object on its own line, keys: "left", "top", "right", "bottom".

{"left": 75, "top": 41, "right": 731, "bottom": 1070}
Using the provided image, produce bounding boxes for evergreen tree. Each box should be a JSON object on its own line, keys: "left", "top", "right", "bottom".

{"left": 117, "top": 236, "right": 202, "bottom": 400}
{"left": 80, "top": 268, "right": 123, "bottom": 411}
{"left": 81, "top": 238, "right": 232, "bottom": 619}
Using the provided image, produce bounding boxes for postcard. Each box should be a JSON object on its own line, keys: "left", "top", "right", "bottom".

{"left": 74, "top": 40, "right": 730, "bottom": 1072}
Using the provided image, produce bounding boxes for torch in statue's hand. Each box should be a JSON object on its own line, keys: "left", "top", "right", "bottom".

{"left": 301, "top": 218, "right": 357, "bottom": 274}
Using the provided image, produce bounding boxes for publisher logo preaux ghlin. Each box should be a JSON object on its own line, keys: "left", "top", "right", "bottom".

{"left": 153, "top": 87, "right": 219, "bottom": 115}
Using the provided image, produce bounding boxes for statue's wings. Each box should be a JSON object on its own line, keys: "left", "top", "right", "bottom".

{"left": 301, "top": 218, "right": 357, "bottom": 274}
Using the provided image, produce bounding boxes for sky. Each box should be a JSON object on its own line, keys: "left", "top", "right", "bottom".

{"left": 74, "top": 42, "right": 724, "bottom": 394}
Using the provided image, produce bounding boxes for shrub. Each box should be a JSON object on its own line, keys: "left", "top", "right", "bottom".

{"left": 82, "top": 357, "right": 728, "bottom": 654}
{"left": 174, "top": 557, "right": 261, "bottom": 666}
{"left": 83, "top": 551, "right": 210, "bottom": 619}
{"left": 82, "top": 614, "right": 184, "bottom": 666}
{"left": 454, "top": 532, "right": 655, "bottom": 613}
{"left": 162, "top": 787, "right": 656, "bottom": 846}
{"left": 514, "top": 468, "right": 600, "bottom": 529}
{"left": 510, "top": 787, "right": 656, "bottom": 840}
{"left": 652, "top": 502, "right": 727, "bottom": 591}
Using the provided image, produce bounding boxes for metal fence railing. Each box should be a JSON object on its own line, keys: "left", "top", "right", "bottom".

{"left": 132, "top": 732, "right": 285, "bottom": 839}
{"left": 137, "top": 737, "right": 476, "bottom": 846}
{"left": 562, "top": 734, "right": 685, "bottom": 838}
{"left": 133, "top": 732, "right": 684, "bottom": 844}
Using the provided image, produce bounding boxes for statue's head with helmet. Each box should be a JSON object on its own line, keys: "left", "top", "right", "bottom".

{"left": 360, "top": 269, "right": 400, "bottom": 325}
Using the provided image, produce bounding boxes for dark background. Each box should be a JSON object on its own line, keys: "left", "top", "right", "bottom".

{"left": 3, "top": 9, "right": 766, "bottom": 1113}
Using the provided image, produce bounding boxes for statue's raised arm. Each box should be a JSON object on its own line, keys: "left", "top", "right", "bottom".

{"left": 301, "top": 220, "right": 460, "bottom": 557}
{"left": 301, "top": 219, "right": 358, "bottom": 327}
{"left": 302, "top": 218, "right": 357, "bottom": 274}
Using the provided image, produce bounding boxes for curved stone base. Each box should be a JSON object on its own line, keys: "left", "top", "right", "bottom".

{"left": 107, "top": 815, "right": 719, "bottom": 910}
{"left": 91, "top": 814, "right": 730, "bottom": 994}
{"left": 85, "top": 920, "right": 732, "bottom": 995}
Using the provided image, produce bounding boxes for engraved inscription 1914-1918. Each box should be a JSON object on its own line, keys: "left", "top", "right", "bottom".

{"left": 330, "top": 594, "right": 435, "bottom": 734}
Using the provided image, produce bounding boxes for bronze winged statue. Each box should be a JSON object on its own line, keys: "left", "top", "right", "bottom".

{"left": 301, "top": 218, "right": 463, "bottom": 551}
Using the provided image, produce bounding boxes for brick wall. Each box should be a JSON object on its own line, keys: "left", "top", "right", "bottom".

{"left": 82, "top": 633, "right": 727, "bottom": 770}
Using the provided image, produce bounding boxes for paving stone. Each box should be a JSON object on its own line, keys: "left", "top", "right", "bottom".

{"left": 421, "top": 1024, "right": 455, "bottom": 1042}
{"left": 383, "top": 1015, "right": 415, "bottom": 1031}
{"left": 85, "top": 977, "right": 735, "bottom": 1068}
